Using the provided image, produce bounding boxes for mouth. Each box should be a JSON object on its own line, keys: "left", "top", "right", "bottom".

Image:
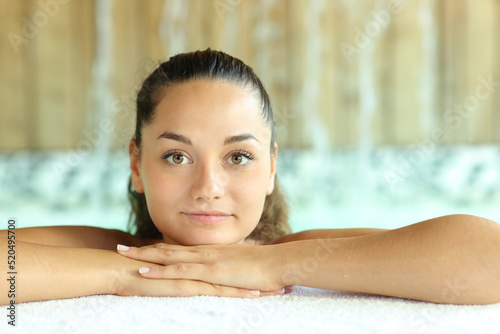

{"left": 181, "top": 211, "right": 233, "bottom": 225}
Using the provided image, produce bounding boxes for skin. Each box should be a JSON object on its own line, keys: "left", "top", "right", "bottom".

{"left": 119, "top": 80, "right": 500, "bottom": 305}
{"left": 119, "top": 215, "right": 500, "bottom": 305}
{"left": 2, "top": 80, "right": 500, "bottom": 305}
{"left": 0, "top": 80, "right": 286, "bottom": 305}
{"left": 129, "top": 80, "right": 277, "bottom": 246}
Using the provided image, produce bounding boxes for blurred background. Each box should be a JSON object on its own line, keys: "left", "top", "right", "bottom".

{"left": 1, "top": 0, "right": 500, "bottom": 232}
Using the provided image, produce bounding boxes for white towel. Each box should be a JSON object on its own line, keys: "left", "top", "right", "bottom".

{"left": 3, "top": 286, "right": 499, "bottom": 334}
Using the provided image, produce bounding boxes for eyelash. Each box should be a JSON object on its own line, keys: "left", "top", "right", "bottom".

{"left": 161, "top": 149, "right": 184, "bottom": 161}
{"left": 232, "top": 149, "right": 256, "bottom": 161}
{"left": 161, "top": 149, "right": 256, "bottom": 164}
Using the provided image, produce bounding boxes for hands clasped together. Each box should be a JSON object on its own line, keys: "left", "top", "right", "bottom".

{"left": 115, "top": 243, "right": 294, "bottom": 298}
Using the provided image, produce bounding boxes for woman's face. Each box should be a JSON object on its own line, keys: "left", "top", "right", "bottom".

{"left": 129, "top": 80, "right": 277, "bottom": 245}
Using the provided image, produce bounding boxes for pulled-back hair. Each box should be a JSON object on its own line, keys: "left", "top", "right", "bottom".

{"left": 128, "top": 48, "right": 291, "bottom": 243}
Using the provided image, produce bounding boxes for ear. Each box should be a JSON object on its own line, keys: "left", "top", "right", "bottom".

{"left": 266, "top": 142, "right": 278, "bottom": 195}
{"left": 129, "top": 139, "right": 144, "bottom": 193}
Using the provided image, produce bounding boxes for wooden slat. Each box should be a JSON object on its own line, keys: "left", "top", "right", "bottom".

{"left": 284, "top": 0, "right": 310, "bottom": 148}
{"left": 0, "top": 0, "right": 29, "bottom": 149}
{"left": 69, "top": 0, "right": 95, "bottom": 147}
{"left": 334, "top": 1, "right": 361, "bottom": 147}
{"left": 110, "top": 0, "right": 141, "bottom": 149}
{"left": 317, "top": 0, "right": 337, "bottom": 147}
{"left": 160, "top": 0, "right": 188, "bottom": 57}
{"left": 32, "top": 0, "right": 76, "bottom": 149}
{"left": 493, "top": 0, "right": 500, "bottom": 142}
{"left": 1, "top": 0, "right": 499, "bottom": 150}
{"left": 247, "top": 1, "right": 288, "bottom": 145}
{"left": 438, "top": 0, "right": 456, "bottom": 144}
{"left": 374, "top": 4, "right": 397, "bottom": 146}
{"left": 391, "top": 0, "right": 422, "bottom": 145}
{"left": 448, "top": 0, "right": 467, "bottom": 144}
{"left": 465, "top": 0, "right": 495, "bottom": 143}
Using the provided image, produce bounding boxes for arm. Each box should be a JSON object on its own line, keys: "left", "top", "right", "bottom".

{"left": 119, "top": 214, "right": 500, "bottom": 304}
{"left": 275, "top": 214, "right": 500, "bottom": 304}
{"left": 1, "top": 240, "right": 123, "bottom": 304}
{"left": 0, "top": 240, "right": 260, "bottom": 305}
{"left": 267, "top": 228, "right": 387, "bottom": 244}
{"left": 0, "top": 226, "right": 152, "bottom": 250}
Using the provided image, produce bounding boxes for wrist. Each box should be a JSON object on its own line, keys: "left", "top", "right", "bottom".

{"left": 270, "top": 242, "right": 304, "bottom": 287}
{"left": 106, "top": 251, "right": 139, "bottom": 296}
{"left": 107, "top": 249, "right": 162, "bottom": 297}
{"left": 275, "top": 239, "right": 339, "bottom": 287}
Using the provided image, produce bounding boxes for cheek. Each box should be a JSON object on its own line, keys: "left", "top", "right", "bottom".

{"left": 141, "top": 164, "right": 186, "bottom": 214}
{"left": 229, "top": 166, "right": 270, "bottom": 209}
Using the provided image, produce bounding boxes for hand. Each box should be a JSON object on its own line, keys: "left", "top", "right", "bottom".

{"left": 116, "top": 243, "right": 293, "bottom": 295}
{"left": 111, "top": 251, "right": 266, "bottom": 298}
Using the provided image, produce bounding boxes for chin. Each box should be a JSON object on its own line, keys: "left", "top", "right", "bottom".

{"left": 159, "top": 231, "right": 236, "bottom": 246}
{"left": 181, "top": 233, "right": 247, "bottom": 246}
{"left": 183, "top": 238, "right": 239, "bottom": 246}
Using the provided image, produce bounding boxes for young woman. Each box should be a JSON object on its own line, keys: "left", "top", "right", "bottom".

{"left": 1, "top": 49, "right": 499, "bottom": 305}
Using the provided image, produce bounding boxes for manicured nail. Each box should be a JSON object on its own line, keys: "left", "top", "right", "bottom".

{"left": 249, "top": 290, "right": 260, "bottom": 296}
{"left": 273, "top": 288, "right": 285, "bottom": 294}
{"left": 139, "top": 267, "right": 150, "bottom": 274}
{"left": 117, "top": 244, "right": 130, "bottom": 251}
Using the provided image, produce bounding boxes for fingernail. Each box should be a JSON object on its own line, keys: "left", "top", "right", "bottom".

{"left": 139, "top": 267, "right": 150, "bottom": 274}
{"left": 117, "top": 244, "right": 130, "bottom": 251}
{"left": 249, "top": 290, "right": 260, "bottom": 296}
{"left": 273, "top": 288, "right": 285, "bottom": 294}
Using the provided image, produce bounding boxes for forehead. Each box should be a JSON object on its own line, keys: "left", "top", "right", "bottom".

{"left": 150, "top": 80, "right": 270, "bottom": 142}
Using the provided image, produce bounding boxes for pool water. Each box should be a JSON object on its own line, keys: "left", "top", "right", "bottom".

{"left": 2, "top": 146, "right": 500, "bottom": 232}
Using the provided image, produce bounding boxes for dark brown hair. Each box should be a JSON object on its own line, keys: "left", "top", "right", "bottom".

{"left": 128, "top": 48, "right": 291, "bottom": 243}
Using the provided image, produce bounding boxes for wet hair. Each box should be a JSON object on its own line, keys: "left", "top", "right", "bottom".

{"left": 127, "top": 48, "right": 291, "bottom": 243}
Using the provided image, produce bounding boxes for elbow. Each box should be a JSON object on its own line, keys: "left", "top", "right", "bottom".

{"left": 441, "top": 214, "right": 500, "bottom": 305}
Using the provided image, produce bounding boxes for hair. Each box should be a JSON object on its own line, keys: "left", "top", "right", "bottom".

{"left": 127, "top": 48, "right": 291, "bottom": 243}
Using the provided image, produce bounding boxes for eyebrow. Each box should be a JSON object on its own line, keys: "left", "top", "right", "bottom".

{"left": 157, "top": 131, "right": 192, "bottom": 145}
{"left": 157, "top": 131, "right": 259, "bottom": 145}
{"left": 223, "top": 133, "right": 259, "bottom": 145}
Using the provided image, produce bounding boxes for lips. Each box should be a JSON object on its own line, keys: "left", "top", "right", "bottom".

{"left": 181, "top": 210, "right": 233, "bottom": 225}
{"left": 184, "top": 210, "right": 231, "bottom": 216}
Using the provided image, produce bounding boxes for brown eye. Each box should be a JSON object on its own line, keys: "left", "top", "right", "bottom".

{"left": 172, "top": 154, "right": 185, "bottom": 164}
{"left": 163, "top": 151, "right": 191, "bottom": 165}
{"left": 231, "top": 154, "right": 243, "bottom": 164}
{"left": 227, "top": 152, "right": 253, "bottom": 165}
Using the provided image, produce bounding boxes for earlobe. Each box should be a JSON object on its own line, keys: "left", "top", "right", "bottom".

{"left": 129, "top": 139, "right": 144, "bottom": 193}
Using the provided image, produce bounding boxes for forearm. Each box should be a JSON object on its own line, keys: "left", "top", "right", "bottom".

{"left": 0, "top": 241, "right": 143, "bottom": 304}
{"left": 278, "top": 214, "right": 500, "bottom": 304}
{"left": 270, "top": 228, "right": 387, "bottom": 244}
{"left": 0, "top": 226, "right": 145, "bottom": 250}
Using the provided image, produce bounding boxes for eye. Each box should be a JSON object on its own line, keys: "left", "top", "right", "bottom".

{"left": 162, "top": 150, "right": 192, "bottom": 165}
{"left": 227, "top": 150, "right": 255, "bottom": 166}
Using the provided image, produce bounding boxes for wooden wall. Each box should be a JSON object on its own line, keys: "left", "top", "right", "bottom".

{"left": 0, "top": 0, "right": 499, "bottom": 150}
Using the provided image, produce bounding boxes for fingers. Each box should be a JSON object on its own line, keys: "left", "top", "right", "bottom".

{"left": 138, "top": 263, "right": 213, "bottom": 283}
{"left": 116, "top": 243, "right": 291, "bottom": 297}
{"left": 138, "top": 265, "right": 289, "bottom": 296}
{"left": 190, "top": 281, "right": 261, "bottom": 299}
{"left": 125, "top": 278, "right": 261, "bottom": 299}
{"left": 259, "top": 286, "right": 294, "bottom": 296}
{"left": 117, "top": 243, "right": 201, "bottom": 265}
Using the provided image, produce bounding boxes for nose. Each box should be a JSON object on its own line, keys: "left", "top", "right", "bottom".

{"left": 190, "top": 161, "right": 225, "bottom": 202}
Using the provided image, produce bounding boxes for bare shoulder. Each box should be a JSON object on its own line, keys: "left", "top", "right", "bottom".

{"left": 7, "top": 225, "right": 147, "bottom": 250}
